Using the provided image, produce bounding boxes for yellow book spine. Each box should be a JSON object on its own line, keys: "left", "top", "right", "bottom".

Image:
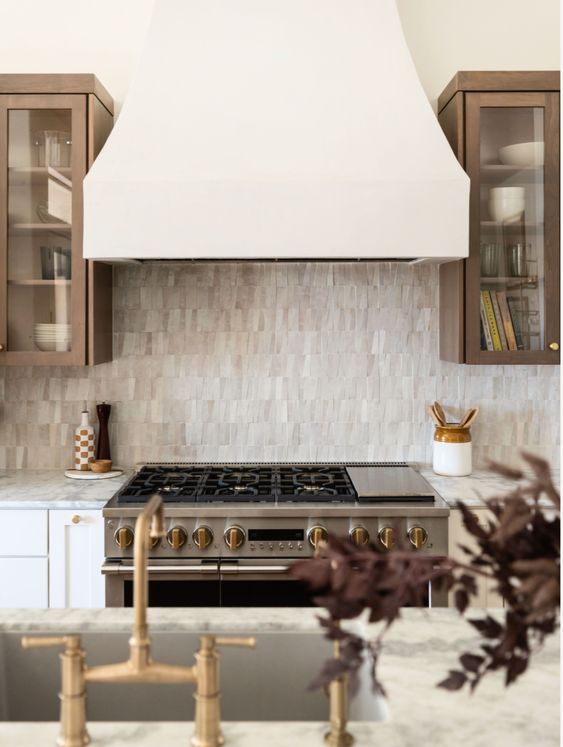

{"left": 481, "top": 290, "right": 502, "bottom": 351}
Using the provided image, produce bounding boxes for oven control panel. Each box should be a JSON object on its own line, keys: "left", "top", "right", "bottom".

{"left": 105, "top": 516, "right": 448, "bottom": 559}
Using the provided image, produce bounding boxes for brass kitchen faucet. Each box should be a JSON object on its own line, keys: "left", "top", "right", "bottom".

{"left": 22, "top": 494, "right": 256, "bottom": 747}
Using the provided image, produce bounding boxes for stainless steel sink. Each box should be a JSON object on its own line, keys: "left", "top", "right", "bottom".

{"left": 0, "top": 631, "right": 387, "bottom": 722}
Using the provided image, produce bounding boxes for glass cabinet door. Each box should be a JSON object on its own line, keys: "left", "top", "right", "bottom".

{"left": 466, "top": 92, "right": 559, "bottom": 363}
{"left": 0, "top": 95, "right": 86, "bottom": 363}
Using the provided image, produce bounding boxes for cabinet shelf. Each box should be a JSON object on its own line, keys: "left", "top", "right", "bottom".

{"left": 480, "top": 221, "right": 543, "bottom": 235}
{"left": 8, "top": 279, "right": 71, "bottom": 286}
{"left": 480, "top": 163, "right": 543, "bottom": 185}
{"left": 480, "top": 276, "right": 538, "bottom": 289}
{"left": 8, "top": 222, "right": 71, "bottom": 236}
{"left": 8, "top": 166, "right": 72, "bottom": 185}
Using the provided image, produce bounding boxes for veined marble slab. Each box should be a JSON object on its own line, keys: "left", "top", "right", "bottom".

{"left": 421, "top": 467, "right": 560, "bottom": 508}
{"left": 0, "top": 469, "right": 131, "bottom": 509}
{"left": 0, "top": 607, "right": 329, "bottom": 634}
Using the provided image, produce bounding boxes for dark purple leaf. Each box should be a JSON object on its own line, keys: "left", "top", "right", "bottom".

{"left": 460, "top": 653, "right": 484, "bottom": 673}
{"left": 438, "top": 670, "right": 467, "bottom": 691}
{"left": 454, "top": 588, "right": 469, "bottom": 614}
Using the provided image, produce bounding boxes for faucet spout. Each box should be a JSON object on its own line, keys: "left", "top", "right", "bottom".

{"left": 131, "top": 493, "right": 164, "bottom": 671}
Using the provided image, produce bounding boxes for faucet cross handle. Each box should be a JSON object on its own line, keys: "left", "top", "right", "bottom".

{"left": 22, "top": 635, "right": 89, "bottom": 747}
{"left": 214, "top": 636, "right": 256, "bottom": 649}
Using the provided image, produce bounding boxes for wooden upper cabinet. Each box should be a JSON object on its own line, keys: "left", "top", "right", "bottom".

{"left": 0, "top": 75, "right": 113, "bottom": 366}
{"left": 438, "top": 72, "right": 560, "bottom": 365}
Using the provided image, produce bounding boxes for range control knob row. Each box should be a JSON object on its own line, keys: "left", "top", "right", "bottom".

{"left": 308, "top": 525, "right": 328, "bottom": 550}
{"left": 193, "top": 526, "right": 214, "bottom": 549}
{"left": 224, "top": 525, "right": 245, "bottom": 550}
{"left": 114, "top": 526, "right": 134, "bottom": 549}
{"left": 167, "top": 526, "right": 188, "bottom": 550}
{"left": 349, "top": 526, "right": 369, "bottom": 546}
{"left": 408, "top": 526, "right": 428, "bottom": 550}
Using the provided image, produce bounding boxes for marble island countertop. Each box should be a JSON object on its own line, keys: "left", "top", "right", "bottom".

{"left": 0, "top": 608, "right": 559, "bottom": 746}
{"left": 0, "top": 466, "right": 558, "bottom": 509}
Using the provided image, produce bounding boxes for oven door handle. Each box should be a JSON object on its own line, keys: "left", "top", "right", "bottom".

{"left": 220, "top": 564, "right": 290, "bottom": 575}
{"left": 101, "top": 563, "right": 219, "bottom": 575}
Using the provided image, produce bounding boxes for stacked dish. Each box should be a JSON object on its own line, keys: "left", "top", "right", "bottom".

{"left": 33, "top": 323, "right": 71, "bottom": 352}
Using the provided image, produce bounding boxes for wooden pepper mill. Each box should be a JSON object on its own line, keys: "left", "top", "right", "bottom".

{"left": 96, "top": 402, "right": 112, "bottom": 461}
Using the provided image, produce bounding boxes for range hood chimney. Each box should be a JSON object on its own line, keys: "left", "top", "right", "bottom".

{"left": 84, "top": 0, "right": 469, "bottom": 261}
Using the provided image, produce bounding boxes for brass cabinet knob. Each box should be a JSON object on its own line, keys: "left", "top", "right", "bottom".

{"left": 408, "top": 526, "right": 428, "bottom": 550}
{"left": 378, "top": 526, "right": 395, "bottom": 550}
{"left": 0, "top": 344, "right": 4, "bottom": 352}
{"left": 193, "top": 526, "right": 214, "bottom": 549}
{"left": 115, "top": 526, "right": 134, "bottom": 549}
{"left": 224, "top": 525, "right": 245, "bottom": 550}
{"left": 549, "top": 342, "right": 559, "bottom": 351}
{"left": 308, "top": 525, "right": 328, "bottom": 549}
{"left": 167, "top": 526, "right": 188, "bottom": 550}
{"left": 349, "top": 526, "right": 369, "bottom": 546}
{"left": 72, "top": 515, "right": 81, "bottom": 524}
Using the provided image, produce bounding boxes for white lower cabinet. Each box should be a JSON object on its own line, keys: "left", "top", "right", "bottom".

{"left": 49, "top": 510, "right": 105, "bottom": 608}
{"left": 0, "top": 557, "right": 48, "bottom": 607}
{"left": 0, "top": 509, "right": 49, "bottom": 608}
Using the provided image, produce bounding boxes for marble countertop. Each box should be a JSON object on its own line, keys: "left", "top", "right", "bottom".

{"left": 0, "top": 608, "right": 559, "bottom": 746}
{"left": 0, "top": 467, "right": 558, "bottom": 510}
{"left": 0, "top": 469, "right": 131, "bottom": 509}
{"left": 421, "top": 467, "right": 560, "bottom": 508}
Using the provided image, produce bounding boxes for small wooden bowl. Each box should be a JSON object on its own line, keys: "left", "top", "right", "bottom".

{"left": 90, "top": 459, "right": 113, "bottom": 473}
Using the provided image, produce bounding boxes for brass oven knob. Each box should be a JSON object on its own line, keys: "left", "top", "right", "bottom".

{"left": 350, "top": 526, "right": 369, "bottom": 546}
{"left": 549, "top": 342, "right": 559, "bottom": 351}
{"left": 378, "top": 526, "right": 395, "bottom": 551}
{"left": 149, "top": 534, "right": 160, "bottom": 550}
{"left": 224, "top": 526, "right": 245, "bottom": 550}
{"left": 308, "top": 525, "right": 328, "bottom": 549}
{"left": 115, "top": 526, "right": 134, "bottom": 549}
{"left": 193, "top": 526, "right": 214, "bottom": 549}
{"left": 408, "top": 526, "right": 428, "bottom": 550}
{"left": 167, "top": 526, "right": 188, "bottom": 550}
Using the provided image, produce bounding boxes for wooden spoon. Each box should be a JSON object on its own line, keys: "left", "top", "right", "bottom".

{"left": 427, "top": 405, "right": 443, "bottom": 427}
{"left": 459, "top": 407, "right": 479, "bottom": 429}
{"left": 433, "top": 401, "right": 447, "bottom": 426}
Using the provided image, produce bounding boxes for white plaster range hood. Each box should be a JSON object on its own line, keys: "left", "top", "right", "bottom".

{"left": 83, "top": 0, "right": 469, "bottom": 261}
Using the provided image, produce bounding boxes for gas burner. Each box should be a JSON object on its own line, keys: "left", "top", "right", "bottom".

{"left": 217, "top": 469, "right": 260, "bottom": 489}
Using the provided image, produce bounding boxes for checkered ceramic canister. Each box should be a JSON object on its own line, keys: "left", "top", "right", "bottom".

{"left": 74, "top": 409, "right": 95, "bottom": 470}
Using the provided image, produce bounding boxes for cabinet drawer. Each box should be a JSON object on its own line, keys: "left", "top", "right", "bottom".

{"left": 0, "top": 557, "right": 48, "bottom": 607}
{"left": 0, "top": 510, "right": 48, "bottom": 556}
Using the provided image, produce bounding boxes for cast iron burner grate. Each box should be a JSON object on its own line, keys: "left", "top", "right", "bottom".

{"left": 116, "top": 464, "right": 358, "bottom": 504}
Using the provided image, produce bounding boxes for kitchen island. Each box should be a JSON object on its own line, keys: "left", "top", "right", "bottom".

{"left": 0, "top": 608, "right": 559, "bottom": 746}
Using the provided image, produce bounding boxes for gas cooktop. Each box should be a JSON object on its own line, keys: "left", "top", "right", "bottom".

{"left": 115, "top": 463, "right": 435, "bottom": 505}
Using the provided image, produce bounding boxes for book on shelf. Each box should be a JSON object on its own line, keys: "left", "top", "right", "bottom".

{"left": 480, "top": 318, "right": 487, "bottom": 351}
{"left": 490, "top": 290, "right": 509, "bottom": 350}
{"left": 496, "top": 290, "right": 518, "bottom": 351}
{"left": 506, "top": 296, "right": 526, "bottom": 350}
{"left": 480, "top": 292, "right": 494, "bottom": 351}
{"left": 480, "top": 290, "right": 502, "bottom": 351}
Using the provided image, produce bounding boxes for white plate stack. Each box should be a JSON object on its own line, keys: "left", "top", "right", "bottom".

{"left": 33, "top": 323, "right": 72, "bottom": 352}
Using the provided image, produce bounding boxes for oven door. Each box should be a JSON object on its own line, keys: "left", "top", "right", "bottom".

{"left": 102, "top": 560, "right": 220, "bottom": 607}
{"left": 219, "top": 559, "right": 313, "bottom": 607}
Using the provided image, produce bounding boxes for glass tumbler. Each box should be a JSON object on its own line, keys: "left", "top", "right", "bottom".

{"left": 480, "top": 243, "right": 500, "bottom": 277}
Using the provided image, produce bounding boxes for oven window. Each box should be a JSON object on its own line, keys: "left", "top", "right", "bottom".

{"left": 124, "top": 580, "right": 220, "bottom": 607}
{"left": 220, "top": 580, "right": 313, "bottom": 607}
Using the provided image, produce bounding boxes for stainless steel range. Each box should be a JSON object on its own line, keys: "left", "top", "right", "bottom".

{"left": 102, "top": 463, "right": 449, "bottom": 608}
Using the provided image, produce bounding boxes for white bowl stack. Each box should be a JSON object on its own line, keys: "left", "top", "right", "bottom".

{"left": 488, "top": 186, "right": 526, "bottom": 223}
{"left": 33, "top": 323, "right": 72, "bottom": 352}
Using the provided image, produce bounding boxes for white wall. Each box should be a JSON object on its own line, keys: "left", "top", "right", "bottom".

{"left": 397, "top": 0, "right": 560, "bottom": 108}
{"left": 0, "top": 0, "right": 559, "bottom": 112}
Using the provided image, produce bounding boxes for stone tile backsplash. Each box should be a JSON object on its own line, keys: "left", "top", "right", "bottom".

{"left": 0, "top": 262, "right": 559, "bottom": 469}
